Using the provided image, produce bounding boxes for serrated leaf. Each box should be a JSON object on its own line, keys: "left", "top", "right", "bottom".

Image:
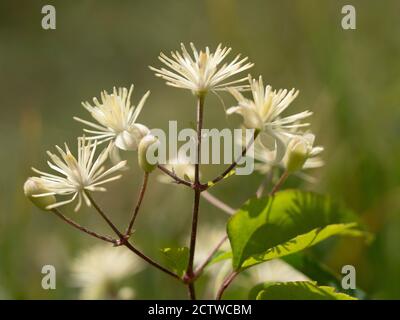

{"left": 255, "top": 281, "right": 357, "bottom": 300}
{"left": 227, "top": 190, "right": 363, "bottom": 270}
{"left": 160, "top": 247, "right": 189, "bottom": 277}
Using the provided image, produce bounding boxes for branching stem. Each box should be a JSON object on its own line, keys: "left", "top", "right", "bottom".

{"left": 207, "top": 131, "right": 259, "bottom": 189}
{"left": 84, "top": 191, "right": 180, "bottom": 281}
{"left": 125, "top": 172, "right": 149, "bottom": 236}
{"left": 193, "top": 234, "right": 228, "bottom": 280}
{"left": 185, "top": 95, "right": 205, "bottom": 300}
{"left": 51, "top": 208, "right": 116, "bottom": 244}
{"left": 157, "top": 164, "right": 193, "bottom": 188}
{"left": 201, "top": 191, "right": 236, "bottom": 215}
{"left": 216, "top": 271, "right": 239, "bottom": 300}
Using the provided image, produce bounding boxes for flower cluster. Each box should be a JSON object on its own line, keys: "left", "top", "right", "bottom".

{"left": 25, "top": 43, "right": 323, "bottom": 212}
{"left": 24, "top": 85, "right": 152, "bottom": 211}
{"left": 23, "top": 43, "right": 326, "bottom": 300}
{"left": 227, "top": 75, "right": 323, "bottom": 175}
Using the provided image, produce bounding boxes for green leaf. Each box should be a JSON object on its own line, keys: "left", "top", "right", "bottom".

{"left": 283, "top": 253, "right": 342, "bottom": 288}
{"left": 241, "top": 223, "right": 356, "bottom": 268}
{"left": 227, "top": 190, "right": 362, "bottom": 270}
{"left": 255, "top": 281, "right": 357, "bottom": 300}
{"left": 282, "top": 253, "right": 368, "bottom": 299}
{"left": 207, "top": 251, "right": 232, "bottom": 266}
{"left": 160, "top": 247, "right": 189, "bottom": 277}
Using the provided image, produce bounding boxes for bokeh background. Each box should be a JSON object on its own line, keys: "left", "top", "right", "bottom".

{"left": 1, "top": 0, "right": 400, "bottom": 299}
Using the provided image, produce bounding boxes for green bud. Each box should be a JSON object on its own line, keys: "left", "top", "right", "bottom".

{"left": 138, "top": 135, "right": 159, "bottom": 173}
{"left": 24, "top": 177, "right": 56, "bottom": 210}
{"left": 285, "top": 137, "right": 309, "bottom": 173}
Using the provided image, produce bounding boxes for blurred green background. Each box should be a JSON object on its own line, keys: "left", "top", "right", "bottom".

{"left": 1, "top": 0, "right": 400, "bottom": 299}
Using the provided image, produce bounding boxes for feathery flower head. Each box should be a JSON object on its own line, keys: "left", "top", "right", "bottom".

{"left": 30, "top": 137, "right": 126, "bottom": 212}
{"left": 74, "top": 85, "right": 150, "bottom": 151}
{"left": 70, "top": 245, "right": 143, "bottom": 299}
{"left": 150, "top": 43, "right": 254, "bottom": 96}
{"left": 227, "top": 75, "right": 312, "bottom": 133}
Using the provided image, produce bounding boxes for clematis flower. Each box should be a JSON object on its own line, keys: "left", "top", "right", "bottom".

{"left": 227, "top": 75, "right": 312, "bottom": 134}
{"left": 253, "top": 132, "right": 324, "bottom": 179}
{"left": 150, "top": 43, "right": 253, "bottom": 96}
{"left": 29, "top": 137, "right": 126, "bottom": 212}
{"left": 283, "top": 133, "right": 324, "bottom": 173}
{"left": 74, "top": 85, "right": 150, "bottom": 152}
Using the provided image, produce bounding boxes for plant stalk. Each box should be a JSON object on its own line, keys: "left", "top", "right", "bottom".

{"left": 125, "top": 172, "right": 149, "bottom": 236}
{"left": 269, "top": 171, "right": 289, "bottom": 196}
{"left": 216, "top": 271, "right": 238, "bottom": 300}
{"left": 207, "top": 130, "right": 259, "bottom": 188}
{"left": 193, "top": 234, "right": 228, "bottom": 279}
{"left": 85, "top": 191, "right": 180, "bottom": 281}
{"left": 157, "top": 164, "right": 193, "bottom": 188}
{"left": 185, "top": 94, "right": 205, "bottom": 300}
{"left": 201, "top": 191, "right": 236, "bottom": 215}
{"left": 51, "top": 208, "right": 116, "bottom": 244}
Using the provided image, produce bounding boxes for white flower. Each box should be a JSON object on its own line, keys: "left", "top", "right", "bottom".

{"left": 253, "top": 132, "right": 324, "bottom": 179}
{"left": 283, "top": 132, "right": 324, "bottom": 173}
{"left": 150, "top": 43, "right": 253, "bottom": 95}
{"left": 227, "top": 76, "right": 312, "bottom": 133}
{"left": 74, "top": 85, "right": 150, "bottom": 151}
{"left": 158, "top": 155, "right": 196, "bottom": 184}
{"left": 31, "top": 137, "right": 127, "bottom": 212}
{"left": 70, "top": 245, "right": 143, "bottom": 300}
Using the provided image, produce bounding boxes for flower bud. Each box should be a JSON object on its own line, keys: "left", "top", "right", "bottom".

{"left": 284, "top": 137, "right": 309, "bottom": 173}
{"left": 115, "top": 124, "right": 150, "bottom": 151}
{"left": 138, "top": 135, "right": 159, "bottom": 173}
{"left": 23, "top": 177, "right": 56, "bottom": 210}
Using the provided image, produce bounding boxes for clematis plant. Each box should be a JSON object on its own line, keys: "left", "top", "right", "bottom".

{"left": 24, "top": 43, "right": 367, "bottom": 300}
